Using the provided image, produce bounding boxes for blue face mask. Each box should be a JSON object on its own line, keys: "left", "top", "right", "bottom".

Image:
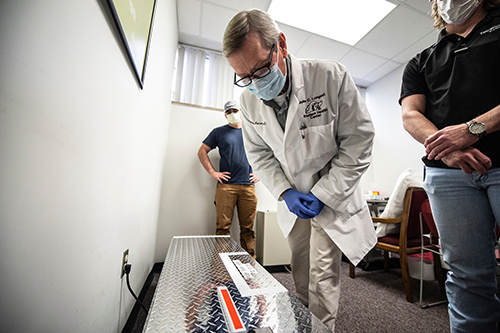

{"left": 246, "top": 61, "right": 286, "bottom": 101}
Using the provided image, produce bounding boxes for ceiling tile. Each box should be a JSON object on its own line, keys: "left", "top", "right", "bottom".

{"left": 404, "top": 0, "right": 433, "bottom": 16}
{"left": 363, "top": 60, "right": 402, "bottom": 83}
{"left": 355, "top": 5, "right": 434, "bottom": 59}
{"left": 353, "top": 77, "right": 373, "bottom": 88}
{"left": 176, "top": 0, "right": 443, "bottom": 86}
{"left": 338, "top": 48, "right": 387, "bottom": 80}
{"left": 178, "top": 32, "right": 223, "bottom": 52}
{"left": 205, "top": 0, "right": 271, "bottom": 11}
{"left": 178, "top": 0, "right": 202, "bottom": 36}
{"left": 278, "top": 23, "right": 312, "bottom": 55}
{"left": 294, "top": 34, "right": 351, "bottom": 62}
{"left": 200, "top": 3, "right": 238, "bottom": 45}
{"left": 391, "top": 29, "right": 438, "bottom": 63}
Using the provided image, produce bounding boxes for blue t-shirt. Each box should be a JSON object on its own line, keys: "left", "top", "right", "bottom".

{"left": 203, "top": 125, "right": 253, "bottom": 185}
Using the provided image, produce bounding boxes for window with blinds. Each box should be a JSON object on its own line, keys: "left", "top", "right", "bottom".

{"left": 171, "top": 44, "right": 365, "bottom": 109}
{"left": 171, "top": 44, "right": 240, "bottom": 109}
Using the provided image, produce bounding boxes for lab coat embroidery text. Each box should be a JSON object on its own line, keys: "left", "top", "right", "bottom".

{"left": 300, "top": 93, "right": 328, "bottom": 120}
{"left": 298, "top": 92, "right": 325, "bottom": 105}
{"left": 306, "top": 100, "right": 323, "bottom": 113}
{"left": 249, "top": 120, "right": 267, "bottom": 125}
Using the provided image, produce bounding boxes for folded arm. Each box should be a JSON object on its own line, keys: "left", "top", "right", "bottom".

{"left": 424, "top": 103, "right": 500, "bottom": 160}
{"left": 401, "top": 94, "right": 491, "bottom": 174}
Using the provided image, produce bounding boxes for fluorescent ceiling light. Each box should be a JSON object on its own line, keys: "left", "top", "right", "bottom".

{"left": 268, "top": 0, "right": 396, "bottom": 46}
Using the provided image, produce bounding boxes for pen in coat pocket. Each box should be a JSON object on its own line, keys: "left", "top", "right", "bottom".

{"left": 300, "top": 123, "right": 307, "bottom": 139}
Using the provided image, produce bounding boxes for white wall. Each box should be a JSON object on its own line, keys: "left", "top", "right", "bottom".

{"left": 155, "top": 103, "right": 277, "bottom": 261}
{"left": 0, "top": 1, "right": 178, "bottom": 332}
{"left": 364, "top": 66, "right": 426, "bottom": 197}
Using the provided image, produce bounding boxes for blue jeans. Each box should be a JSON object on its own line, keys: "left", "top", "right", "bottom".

{"left": 423, "top": 167, "right": 500, "bottom": 333}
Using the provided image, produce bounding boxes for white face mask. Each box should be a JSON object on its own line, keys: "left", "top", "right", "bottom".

{"left": 437, "top": 0, "right": 482, "bottom": 25}
{"left": 226, "top": 111, "right": 241, "bottom": 126}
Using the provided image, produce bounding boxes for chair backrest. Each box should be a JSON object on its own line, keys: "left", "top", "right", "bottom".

{"left": 421, "top": 199, "right": 439, "bottom": 239}
{"left": 400, "top": 187, "right": 431, "bottom": 240}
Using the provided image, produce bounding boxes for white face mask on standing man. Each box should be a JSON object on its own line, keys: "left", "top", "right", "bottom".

{"left": 223, "top": 99, "right": 242, "bottom": 126}
{"left": 226, "top": 111, "right": 241, "bottom": 126}
{"left": 437, "top": 0, "right": 482, "bottom": 25}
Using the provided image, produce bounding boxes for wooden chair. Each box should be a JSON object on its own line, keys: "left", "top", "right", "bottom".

{"left": 349, "top": 187, "right": 445, "bottom": 303}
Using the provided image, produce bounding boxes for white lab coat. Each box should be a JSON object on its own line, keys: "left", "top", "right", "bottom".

{"left": 240, "top": 54, "right": 376, "bottom": 265}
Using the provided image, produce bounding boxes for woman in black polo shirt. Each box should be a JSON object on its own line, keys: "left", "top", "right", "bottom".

{"left": 400, "top": 0, "right": 500, "bottom": 332}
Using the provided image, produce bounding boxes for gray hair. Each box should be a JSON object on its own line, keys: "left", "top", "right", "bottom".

{"left": 223, "top": 9, "right": 280, "bottom": 58}
{"left": 432, "top": 0, "right": 500, "bottom": 30}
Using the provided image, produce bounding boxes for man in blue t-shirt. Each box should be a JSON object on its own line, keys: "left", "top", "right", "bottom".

{"left": 197, "top": 100, "right": 259, "bottom": 258}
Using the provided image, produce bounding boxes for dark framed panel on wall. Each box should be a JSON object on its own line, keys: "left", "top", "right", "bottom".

{"left": 107, "top": 0, "right": 157, "bottom": 89}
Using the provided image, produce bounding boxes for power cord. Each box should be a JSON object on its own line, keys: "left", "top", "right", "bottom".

{"left": 124, "top": 263, "right": 149, "bottom": 313}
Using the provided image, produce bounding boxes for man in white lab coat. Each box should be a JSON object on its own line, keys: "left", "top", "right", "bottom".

{"left": 223, "top": 9, "right": 376, "bottom": 330}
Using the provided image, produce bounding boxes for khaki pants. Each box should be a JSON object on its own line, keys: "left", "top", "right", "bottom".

{"left": 287, "top": 217, "right": 342, "bottom": 331}
{"left": 214, "top": 183, "right": 257, "bottom": 257}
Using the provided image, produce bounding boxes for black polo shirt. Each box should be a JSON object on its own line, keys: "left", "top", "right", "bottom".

{"left": 400, "top": 6, "right": 500, "bottom": 168}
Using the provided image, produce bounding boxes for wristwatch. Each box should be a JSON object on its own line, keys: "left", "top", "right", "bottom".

{"left": 466, "top": 120, "right": 487, "bottom": 139}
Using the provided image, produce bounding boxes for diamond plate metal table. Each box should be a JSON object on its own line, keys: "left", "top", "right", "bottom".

{"left": 143, "top": 236, "right": 331, "bottom": 332}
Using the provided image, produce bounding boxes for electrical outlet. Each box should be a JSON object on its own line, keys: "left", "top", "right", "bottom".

{"left": 121, "top": 249, "right": 129, "bottom": 278}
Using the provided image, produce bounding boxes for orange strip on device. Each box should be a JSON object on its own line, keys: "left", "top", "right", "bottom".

{"left": 217, "top": 286, "right": 245, "bottom": 332}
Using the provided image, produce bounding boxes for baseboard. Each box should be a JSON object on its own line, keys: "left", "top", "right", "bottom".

{"left": 121, "top": 262, "right": 164, "bottom": 333}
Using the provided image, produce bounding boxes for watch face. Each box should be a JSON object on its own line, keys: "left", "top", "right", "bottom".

{"left": 470, "top": 122, "right": 486, "bottom": 134}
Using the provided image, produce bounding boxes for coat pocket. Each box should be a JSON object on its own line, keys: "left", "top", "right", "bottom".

{"left": 300, "top": 120, "right": 336, "bottom": 160}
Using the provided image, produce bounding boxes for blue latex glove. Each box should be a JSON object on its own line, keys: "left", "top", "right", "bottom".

{"left": 283, "top": 189, "right": 316, "bottom": 219}
{"left": 304, "top": 192, "right": 325, "bottom": 216}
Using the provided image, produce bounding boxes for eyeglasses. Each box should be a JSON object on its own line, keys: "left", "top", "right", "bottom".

{"left": 233, "top": 44, "right": 275, "bottom": 87}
